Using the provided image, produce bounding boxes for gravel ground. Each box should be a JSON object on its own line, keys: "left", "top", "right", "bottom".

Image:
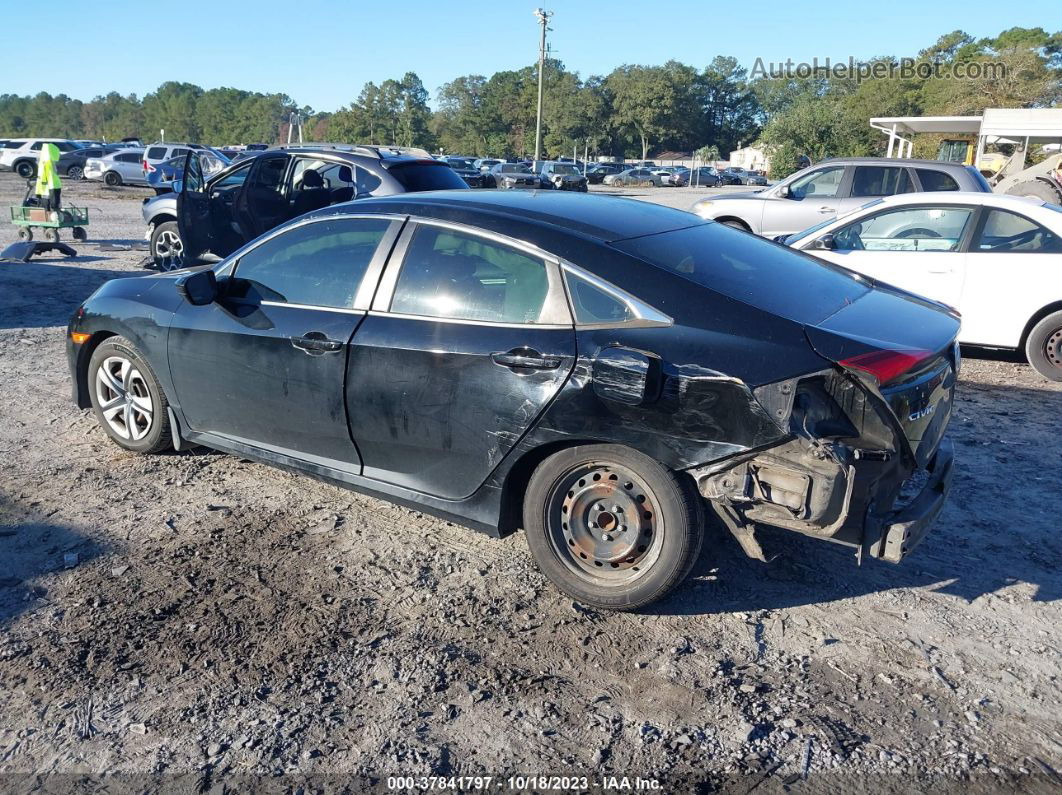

{"left": 1, "top": 174, "right": 1060, "bottom": 793}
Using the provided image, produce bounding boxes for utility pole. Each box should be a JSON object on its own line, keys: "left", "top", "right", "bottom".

{"left": 533, "top": 8, "right": 552, "bottom": 162}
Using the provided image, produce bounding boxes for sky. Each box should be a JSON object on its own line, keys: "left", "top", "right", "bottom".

{"left": 1, "top": 0, "right": 1059, "bottom": 112}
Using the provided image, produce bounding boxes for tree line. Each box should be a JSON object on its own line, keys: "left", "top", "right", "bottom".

{"left": 0, "top": 27, "right": 1057, "bottom": 177}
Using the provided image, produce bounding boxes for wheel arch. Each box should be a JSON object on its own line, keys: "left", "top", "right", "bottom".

{"left": 149, "top": 212, "right": 177, "bottom": 229}
{"left": 713, "top": 215, "right": 752, "bottom": 232}
{"left": 73, "top": 330, "right": 118, "bottom": 408}
{"left": 1020, "top": 301, "right": 1062, "bottom": 349}
{"left": 495, "top": 438, "right": 603, "bottom": 536}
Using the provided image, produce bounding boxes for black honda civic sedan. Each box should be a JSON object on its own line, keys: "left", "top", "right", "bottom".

{"left": 67, "top": 191, "right": 958, "bottom": 610}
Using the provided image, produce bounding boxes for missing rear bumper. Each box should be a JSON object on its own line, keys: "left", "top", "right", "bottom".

{"left": 865, "top": 438, "right": 954, "bottom": 563}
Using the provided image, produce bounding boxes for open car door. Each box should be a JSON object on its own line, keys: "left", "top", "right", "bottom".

{"left": 176, "top": 151, "right": 216, "bottom": 263}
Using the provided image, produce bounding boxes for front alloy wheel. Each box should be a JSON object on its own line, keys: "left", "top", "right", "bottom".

{"left": 151, "top": 221, "right": 184, "bottom": 271}
{"left": 87, "top": 336, "right": 172, "bottom": 453}
{"left": 523, "top": 444, "right": 703, "bottom": 611}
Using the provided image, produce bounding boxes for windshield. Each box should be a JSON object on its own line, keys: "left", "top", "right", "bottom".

{"left": 612, "top": 222, "right": 870, "bottom": 325}
{"left": 500, "top": 164, "right": 531, "bottom": 174}
{"left": 447, "top": 158, "right": 476, "bottom": 170}
{"left": 551, "top": 164, "right": 579, "bottom": 175}
{"left": 388, "top": 160, "right": 470, "bottom": 191}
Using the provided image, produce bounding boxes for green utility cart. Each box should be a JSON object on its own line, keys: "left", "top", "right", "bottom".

{"left": 9, "top": 205, "right": 89, "bottom": 243}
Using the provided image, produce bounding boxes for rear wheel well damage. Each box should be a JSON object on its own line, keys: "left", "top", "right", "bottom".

{"left": 74, "top": 331, "right": 117, "bottom": 408}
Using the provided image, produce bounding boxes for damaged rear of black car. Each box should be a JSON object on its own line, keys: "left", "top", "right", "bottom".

{"left": 67, "top": 192, "right": 957, "bottom": 611}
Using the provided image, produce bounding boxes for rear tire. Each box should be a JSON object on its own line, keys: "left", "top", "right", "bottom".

{"left": 1025, "top": 310, "right": 1062, "bottom": 382}
{"left": 104, "top": 171, "right": 122, "bottom": 187}
{"left": 87, "top": 336, "right": 172, "bottom": 454}
{"left": 523, "top": 444, "right": 704, "bottom": 611}
{"left": 72, "top": 226, "right": 87, "bottom": 241}
{"left": 17, "top": 227, "right": 33, "bottom": 241}
{"left": 1006, "top": 180, "right": 1060, "bottom": 203}
{"left": 43, "top": 228, "right": 59, "bottom": 243}
{"left": 15, "top": 161, "right": 35, "bottom": 179}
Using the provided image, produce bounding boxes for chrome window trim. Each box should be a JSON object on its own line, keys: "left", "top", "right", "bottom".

{"left": 560, "top": 262, "right": 673, "bottom": 329}
{"left": 260, "top": 300, "right": 365, "bottom": 315}
{"left": 371, "top": 218, "right": 573, "bottom": 326}
{"left": 366, "top": 310, "right": 572, "bottom": 330}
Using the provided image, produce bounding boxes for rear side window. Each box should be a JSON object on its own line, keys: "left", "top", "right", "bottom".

{"left": 916, "top": 169, "right": 960, "bottom": 192}
{"left": 850, "top": 166, "right": 911, "bottom": 197}
{"left": 612, "top": 222, "right": 870, "bottom": 325}
{"left": 390, "top": 225, "right": 551, "bottom": 324}
{"left": 386, "top": 161, "right": 469, "bottom": 191}
{"left": 3, "top": 141, "right": 23, "bottom": 149}
{"left": 147, "top": 147, "right": 167, "bottom": 159}
{"left": 565, "top": 270, "right": 632, "bottom": 325}
{"left": 975, "top": 209, "right": 1062, "bottom": 253}
{"left": 231, "top": 218, "right": 391, "bottom": 308}
{"left": 170, "top": 148, "right": 189, "bottom": 160}
{"left": 115, "top": 152, "right": 140, "bottom": 163}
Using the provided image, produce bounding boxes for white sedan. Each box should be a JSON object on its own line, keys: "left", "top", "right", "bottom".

{"left": 784, "top": 192, "right": 1062, "bottom": 380}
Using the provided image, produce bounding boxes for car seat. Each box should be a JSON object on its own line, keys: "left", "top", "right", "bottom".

{"left": 330, "top": 166, "right": 356, "bottom": 204}
{"left": 291, "top": 169, "right": 331, "bottom": 216}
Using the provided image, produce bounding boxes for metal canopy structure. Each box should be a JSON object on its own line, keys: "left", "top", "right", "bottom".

{"left": 871, "top": 109, "right": 1062, "bottom": 159}
{"left": 870, "top": 116, "right": 982, "bottom": 157}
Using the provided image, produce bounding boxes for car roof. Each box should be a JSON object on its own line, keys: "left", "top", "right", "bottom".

{"left": 816, "top": 156, "right": 972, "bottom": 170}
{"left": 322, "top": 190, "right": 704, "bottom": 244}
{"left": 870, "top": 191, "right": 1048, "bottom": 209}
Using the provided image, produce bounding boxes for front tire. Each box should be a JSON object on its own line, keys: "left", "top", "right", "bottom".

{"left": 150, "top": 221, "right": 185, "bottom": 270}
{"left": 523, "top": 444, "right": 704, "bottom": 611}
{"left": 87, "top": 336, "right": 172, "bottom": 453}
{"left": 67, "top": 165, "right": 84, "bottom": 180}
{"left": 1025, "top": 310, "right": 1062, "bottom": 382}
{"left": 104, "top": 171, "right": 123, "bottom": 187}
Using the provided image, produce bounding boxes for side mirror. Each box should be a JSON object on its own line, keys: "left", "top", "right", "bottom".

{"left": 776, "top": 184, "right": 791, "bottom": 198}
{"left": 176, "top": 269, "right": 217, "bottom": 305}
{"left": 812, "top": 233, "right": 836, "bottom": 250}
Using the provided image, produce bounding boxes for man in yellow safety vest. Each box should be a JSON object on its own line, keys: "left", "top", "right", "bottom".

{"left": 34, "top": 143, "right": 62, "bottom": 214}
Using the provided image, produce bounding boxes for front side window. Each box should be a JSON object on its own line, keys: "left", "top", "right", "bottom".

{"left": 833, "top": 207, "right": 974, "bottom": 252}
{"left": 211, "top": 161, "right": 253, "bottom": 191}
{"left": 850, "top": 166, "right": 911, "bottom": 197}
{"left": 251, "top": 156, "right": 287, "bottom": 192}
{"left": 916, "top": 169, "right": 960, "bottom": 192}
{"left": 390, "top": 225, "right": 551, "bottom": 324}
{"left": 230, "top": 218, "right": 391, "bottom": 308}
{"left": 788, "top": 166, "right": 845, "bottom": 199}
{"left": 975, "top": 209, "right": 1062, "bottom": 253}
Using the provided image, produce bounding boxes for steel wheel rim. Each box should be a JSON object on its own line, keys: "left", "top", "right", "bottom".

{"left": 95, "top": 356, "right": 153, "bottom": 441}
{"left": 155, "top": 230, "right": 184, "bottom": 271}
{"left": 1046, "top": 327, "right": 1062, "bottom": 370}
{"left": 546, "top": 462, "right": 663, "bottom": 586}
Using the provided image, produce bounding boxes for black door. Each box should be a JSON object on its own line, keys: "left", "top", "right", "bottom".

{"left": 176, "top": 151, "right": 216, "bottom": 262}
{"left": 167, "top": 216, "right": 399, "bottom": 470}
{"left": 233, "top": 153, "right": 292, "bottom": 240}
{"left": 346, "top": 222, "right": 576, "bottom": 499}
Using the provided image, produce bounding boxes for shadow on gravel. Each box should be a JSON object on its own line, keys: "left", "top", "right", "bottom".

{"left": 0, "top": 259, "right": 144, "bottom": 330}
{"left": 0, "top": 493, "right": 108, "bottom": 629}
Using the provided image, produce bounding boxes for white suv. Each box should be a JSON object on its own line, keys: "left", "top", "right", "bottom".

{"left": 141, "top": 142, "right": 208, "bottom": 179}
{"left": 0, "top": 138, "right": 82, "bottom": 178}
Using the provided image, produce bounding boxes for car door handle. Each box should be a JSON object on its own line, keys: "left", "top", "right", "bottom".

{"left": 491, "top": 350, "right": 562, "bottom": 370}
{"left": 290, "top": 333, "right": 343, "bottom": 354}
{"left": 817, "top": 206, "right": 834, "bottom": 213}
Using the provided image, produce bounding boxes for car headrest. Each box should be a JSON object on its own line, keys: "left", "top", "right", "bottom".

{"left": 301, "top": 169, "right": 324, "bottom": 188}
{"left": 337, "top": 166, "right": 353, "bottom": 184}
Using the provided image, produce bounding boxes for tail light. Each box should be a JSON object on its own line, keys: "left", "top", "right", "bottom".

{"left": 839, "top": 349, "right": 933, "bottom": 385}
{"left": 143, "top": 159, "right": 154, "bottom": 173}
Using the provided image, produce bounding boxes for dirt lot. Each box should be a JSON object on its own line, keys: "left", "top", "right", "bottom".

{"left": 0, "top": 175, "right": 1060, "bottom": 793}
